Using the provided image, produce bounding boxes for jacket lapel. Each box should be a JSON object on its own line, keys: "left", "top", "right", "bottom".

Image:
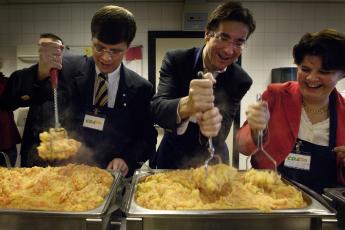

{"left": 282, "top": 83, "right": 302, "bottom": 141}
{"left": 73, "top": 57, "right": 96, "bottom": 108}
{"left": 193, "top": 47, "right": 204, "bottom": 78}
{"left": 114, "top": 64, "right": 132, "bottom": 109}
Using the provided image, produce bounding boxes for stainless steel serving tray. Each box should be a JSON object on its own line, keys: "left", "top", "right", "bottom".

{"left": 0, "top": 170, "right": 124, "bottom": 230}
{"left": 122, "top": 169, "right": 337, "bottom": 230}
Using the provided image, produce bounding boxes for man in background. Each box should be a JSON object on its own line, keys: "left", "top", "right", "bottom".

{"left": 150, "top": 1, "right": 256, "bottom": 169}
{"left": 38, "top": 33, "right": 65, "bottom": 47}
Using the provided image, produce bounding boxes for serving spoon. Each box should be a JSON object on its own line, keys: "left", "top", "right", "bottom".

{"left": 246, "top": 93, "right": 277, "bottom": 171}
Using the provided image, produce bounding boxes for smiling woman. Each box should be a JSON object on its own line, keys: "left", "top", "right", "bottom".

{"left": 237, "top": 28, "right": 345, "bottom": 194}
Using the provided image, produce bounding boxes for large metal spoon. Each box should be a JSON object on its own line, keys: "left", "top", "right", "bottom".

{"left": 50, "top": 68, "right": 60, "bottom": 129}
{"left": 246, "top": 93, "right": 277, "bottom": 171}
{"left": 197, "top": 71, "right": 219, "bottom": 177}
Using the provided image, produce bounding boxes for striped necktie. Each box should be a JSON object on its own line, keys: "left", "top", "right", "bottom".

{"left": 95, "top": 73, "right": 108, "bottom": 107}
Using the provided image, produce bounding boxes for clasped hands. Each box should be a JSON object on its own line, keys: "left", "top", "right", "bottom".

{"left": 179, "top": 72, "right": 222, "bottom": 137}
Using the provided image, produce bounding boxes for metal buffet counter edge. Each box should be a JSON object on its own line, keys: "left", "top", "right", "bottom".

{"left": 0, "top": 170, "right": 123, "bottom": 230}
{"left": 120, "top": 169, "right": 338, "bottom": 230}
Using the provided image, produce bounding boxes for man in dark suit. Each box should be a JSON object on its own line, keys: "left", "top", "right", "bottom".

{"left": 150, "top": 1, "right": 255, "bottom": 169}
{"left": 3, "top": 5, "right": 157, "bottom": 177}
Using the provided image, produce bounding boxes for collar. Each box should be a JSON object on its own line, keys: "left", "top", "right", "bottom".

{"left": 95, "top": 63, "right": 122, "bottom": 80}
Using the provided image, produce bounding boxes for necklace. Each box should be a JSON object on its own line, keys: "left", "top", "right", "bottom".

{"left": 302, "top": 102, "right": 329, "bottom": 115}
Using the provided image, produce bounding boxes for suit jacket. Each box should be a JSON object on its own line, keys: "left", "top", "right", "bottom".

{"left": 151, "top": 47, "right": 252, "bottom": 169}
{"left": 3, "top": 55, "right": 157, "bottom": 176}
{"left": 237, "top": 81, "right": 345, "bottom": 185}
{"left": 0, "top": 74, "right": 21, "bottom": 150}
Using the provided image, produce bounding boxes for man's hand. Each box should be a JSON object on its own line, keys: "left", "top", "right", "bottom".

{"left": 38, "top": 41, "right": 64, "bottom": 80}
{"left": 107, "top": 158, "right": 129, "bottom": 176}
{"left": 195, "top": 107, "right": 222, "bottom": 137}
{"left": 178, "top": 73, "right": 216, "bottom": 120}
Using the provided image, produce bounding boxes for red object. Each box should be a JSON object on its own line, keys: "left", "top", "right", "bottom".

{"left": 0, "top": 75, "right": 21, "bottom": 149}
{"left": 125, "top": 46, "right": 142, "bottom": 61}
{"left": 50, "top": 69, "right": 58, "bottom": 88}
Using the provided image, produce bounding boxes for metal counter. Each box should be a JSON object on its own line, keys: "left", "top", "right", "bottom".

{"left": 0, "top": 170, "right": 124, "bottom": 230}
{"left": 122, "top": 169, "right": 337, "bottom": 230}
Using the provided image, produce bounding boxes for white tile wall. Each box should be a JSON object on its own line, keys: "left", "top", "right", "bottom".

{"left": 0, "top": 1, "right": 345, "bottom": 168}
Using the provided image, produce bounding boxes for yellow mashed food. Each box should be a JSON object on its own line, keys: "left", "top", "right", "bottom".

{"left": 0, "top": 164, "right": 113, "bottom": 211}
{"left": 37, "top": 128, "right": 81, "bottom": 160}
{"left": 136, "top": 164, "right": 307, "bottom": 212}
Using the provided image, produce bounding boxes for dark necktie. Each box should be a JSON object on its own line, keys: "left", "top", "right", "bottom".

{"left": 95, "top": 73, "right": 108, "bottom": 107}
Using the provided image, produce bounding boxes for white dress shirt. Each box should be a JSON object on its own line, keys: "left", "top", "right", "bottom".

{"left": 298, "top": 108, "right": 330, "bottom": 146}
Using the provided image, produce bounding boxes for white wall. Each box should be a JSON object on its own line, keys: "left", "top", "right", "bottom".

{"left": 1, "top": 1, "right": 345, "bottom": 167}
{"left": 0, "top": 2, "right": 183, "bottom": 77}
{"left": 1, "top": 1, "right": 344, "bottom": 106}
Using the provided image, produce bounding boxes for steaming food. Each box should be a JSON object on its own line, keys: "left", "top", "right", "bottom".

{"left": 136, "top": 164, "right": 307, "bottom": 212}
{"left": 0, "top": 164, "right": 113, "bottom": 211}
{"left": 37, "top": 128, "right": 81, "bottom": 160}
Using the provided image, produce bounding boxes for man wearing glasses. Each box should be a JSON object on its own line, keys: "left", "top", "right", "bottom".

{"left": 150, "top": 1, "right": 256, "bottom": 169}
{"left": 3, "top": 5, "right": 157, "bottom": 177}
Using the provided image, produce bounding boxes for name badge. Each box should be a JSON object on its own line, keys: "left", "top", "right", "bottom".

{"left": 83, "top": 114, "right": 105, "bottom": 131}
{"left": 284, "top": 152, "right": 311, "bottom": 171}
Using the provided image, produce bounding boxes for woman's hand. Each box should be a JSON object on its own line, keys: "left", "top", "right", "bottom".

{"left": 334, "top": 145, "right": 345, "bottom": 165}
{"left": 245, "top": 101, "right": 270, "bottom": 132}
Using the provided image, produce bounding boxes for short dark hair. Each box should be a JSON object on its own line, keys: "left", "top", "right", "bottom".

{"left": 206, "top": 1, "right": 256, "bottom": 39}
{"left": 91, "top": 5, "right": 136, "bottom": 46}
{"left": 40, "top": 33, "right": 64, "bottom": 44}
{"left": 293, "top": 29, "right": 345, "bottom": 71}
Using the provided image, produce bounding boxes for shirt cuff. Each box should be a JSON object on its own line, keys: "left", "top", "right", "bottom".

{"left": 177, "top": 119, "right": 189, "bottom": 135}
{"left": 176, "top": 102, "right": 190, "bottom": 135}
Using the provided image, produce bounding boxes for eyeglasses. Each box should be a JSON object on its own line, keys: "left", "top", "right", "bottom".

{"left": 212, "top": 31, "right": 246, "bottom": 50}
{"left": 93, "top": 44, "right": 125, "bottom": 57}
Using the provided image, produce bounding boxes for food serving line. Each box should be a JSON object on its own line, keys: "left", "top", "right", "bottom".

{"left": 0, "top": 81, "right": 341, "bottom": 230}
{"left": 0, "top": 166, "right": 342, "bottom": 230}
{"left": 0, "top": 68, "right": 339, "bottom": 230}
{"left": 119, "top": 169, "right": 339, "bottom": 230}
{"left": 0, "top": 168, "right": 122, "bottom": 230}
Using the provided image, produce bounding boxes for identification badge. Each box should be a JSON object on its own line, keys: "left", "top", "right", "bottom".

{"left": 284, "top": 152, "right": 311, "bottom": 171}
{"left": 83, "top": 114, "right": 105, "bottom": 131}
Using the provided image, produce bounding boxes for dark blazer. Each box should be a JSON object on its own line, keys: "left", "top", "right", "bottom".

{"left": 3, "top": 55, "right": 157, "bottom": 176}
{"left": 237, "top": 82, "right": 345, "bottom": 185}
{"left": 0, "top": 74, "right": 21, "bottom": 150}
{"left": 150, "top": 47, "right": 252, "bottom": 169}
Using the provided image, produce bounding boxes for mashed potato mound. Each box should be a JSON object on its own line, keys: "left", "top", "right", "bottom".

{"left": 0, "top": 164, "right": 113, "bottom": 211}
{"left": 37, "top": 128, "right": 81, "bottom": 160}
{"left": 136, "top": 164, "right": 307, "bottom": 212}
